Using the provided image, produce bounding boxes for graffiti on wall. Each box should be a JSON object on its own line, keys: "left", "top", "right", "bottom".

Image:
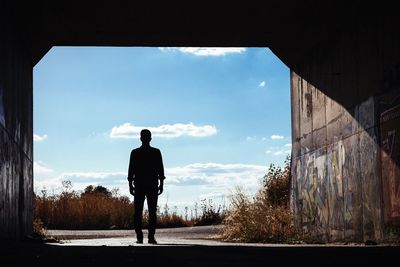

{"left": 292, "top": 141, "right": 348, "bottom": 240}
{"left": 291, "top": 70, "right": 384, "bottom": 241}
{"left": 380, "top": 104, "right": 400, "bottom": 223}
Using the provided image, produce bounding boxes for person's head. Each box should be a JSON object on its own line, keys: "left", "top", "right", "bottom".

{"left": 140, "top": 129, "right": 152, "bottom": 145}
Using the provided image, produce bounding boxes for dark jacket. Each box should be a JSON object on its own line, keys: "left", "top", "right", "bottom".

{"left": 128, "top": 145, "right": 165, "bottom": 188}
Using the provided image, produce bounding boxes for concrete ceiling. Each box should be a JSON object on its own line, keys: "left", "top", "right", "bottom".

{"left": 6, "top": 0, "right": 390, "bottom": 67}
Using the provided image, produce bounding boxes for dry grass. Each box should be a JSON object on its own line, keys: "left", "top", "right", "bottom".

{"left": 32, "top": 217, "right": 48, "bottom": 237}
{"left": 221, "top": 188, "right": 296, "bottom": 243}
{"left": 34, "top": 183, "right": 225, "bottom": 230}
{"left": 34, "top": 190, "right": 134, "bottom": 230}
{"left": 221, "top": 157, "right": 299, "bottom": 243}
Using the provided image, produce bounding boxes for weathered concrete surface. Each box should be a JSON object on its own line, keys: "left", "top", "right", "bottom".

{"left": 380, "top": 105, "right": 400, "bottom": 225}
{"left": 0, "top": 6, "right": 34, "bottom": 240}
{"left": 290, "top": 13, "right": 400, "bottom": 242}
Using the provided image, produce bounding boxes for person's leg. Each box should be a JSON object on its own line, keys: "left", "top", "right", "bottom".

{"left": 146, "top": 188, "right": 159, "bottom": 242}
{"left": 134, "top": 191, "right": 145, "bottom": 242}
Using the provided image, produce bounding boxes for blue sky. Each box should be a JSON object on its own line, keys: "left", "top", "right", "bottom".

{"left": 33, "top": 47, "right": 291, "bottom": 213}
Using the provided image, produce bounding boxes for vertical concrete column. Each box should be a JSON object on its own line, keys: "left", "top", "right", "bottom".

{"left": 288, "top": 15, "right": 400, "bottom": 242}
{"left": 0, "top": 15, "right": 34, "bottom": 240}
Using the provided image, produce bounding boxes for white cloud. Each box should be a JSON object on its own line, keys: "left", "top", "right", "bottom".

{"left": 265, "top": 145, "right": 291, "bottom": 157}
{"left": 284, "top": 143, "right": 292, "bottom": 147}
{"left": 259, "top": 81, "right": 266, "bottom": 87}
{"left": 165, "top": 163, "right": 267, "bottom": 189}
{"left": 110, "top": 122, "right": 217, "bottom": 139}
{"left": 59, "top": 172, "right": 126, "bottom": 180}
{"left": 246, "top": 136, "right": 256, "bottom": 141}
{"left": 159, "top": 47, "right": 246, "bottom": 56}
{"left": 270, "top": 134, "right": 284, "bottom": 140}
{"left": 34, "top": 134, "right": 48, "bottom": 142}
{"left": 34, "top": 161, "right": 54, "bottom": 174}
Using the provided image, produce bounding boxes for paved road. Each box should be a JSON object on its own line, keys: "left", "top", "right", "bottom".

{"left": 47, "top": 226, "right": 396, "bottom": 247}
{"left": 47, "top": 225, "right": 226, "bottom": 246}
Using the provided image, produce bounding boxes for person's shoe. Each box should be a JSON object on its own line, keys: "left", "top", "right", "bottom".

{"left": 148, "top": 238, "right": 158, "bottom": 244}
{"left": 136, "top": 239, "right": 143, "bottom": 244}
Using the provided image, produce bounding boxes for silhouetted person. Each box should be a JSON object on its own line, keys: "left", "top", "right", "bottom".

{"left": 127, "top": 129, "right": 165, "bottom": 244}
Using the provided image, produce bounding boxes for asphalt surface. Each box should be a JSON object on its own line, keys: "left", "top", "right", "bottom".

{"left": 2, "top": 226, "right": 400, "bottom": 267}
{"left": 47, "top": 225, "right": 226, "bottom": 246}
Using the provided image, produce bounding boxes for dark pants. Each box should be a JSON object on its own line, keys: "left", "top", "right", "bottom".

{"left": 134, "top": 186, "right": 158, "bottom": 239}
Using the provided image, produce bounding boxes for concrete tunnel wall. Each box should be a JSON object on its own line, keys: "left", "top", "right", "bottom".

{"left": 0, "top": 23, "right": 34, "bottom": 240}
{"left": 290, "top": 17, "right": 400, "bottom": 242}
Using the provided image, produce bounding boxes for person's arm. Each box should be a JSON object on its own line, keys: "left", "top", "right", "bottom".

{"left": 127, "top": 151, "right": 135, "bottom": 195}
{"left": 158, "top": 150, "right": 165, "bottom": 195}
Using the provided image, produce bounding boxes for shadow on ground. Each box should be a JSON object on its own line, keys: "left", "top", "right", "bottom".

{"left": 2, "top": 241, "right": 400, "bottom": 267}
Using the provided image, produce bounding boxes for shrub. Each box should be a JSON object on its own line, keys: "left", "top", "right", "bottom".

{"left": 221, "top": 156, "right": 297, "bottom": 243}
{"left": 32, "top": 217, "right": 48, "bottom": 237}
{"left": 193, "top": 199, "right": 225, "bottom": 226}
{"left": 262, "top": 157, "right": 291, "bottom": 207}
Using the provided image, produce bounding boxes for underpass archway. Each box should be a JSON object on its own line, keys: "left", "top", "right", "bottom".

{"left": 1, "top": 1, "right": 399, "bottom": 241}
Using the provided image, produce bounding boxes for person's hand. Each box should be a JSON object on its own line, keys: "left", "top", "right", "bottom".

{"left": 158, "top": 185, "right": 163, "bottom": 195}
{"left": 129, "top": 184, "right": 135, "bottom": 196}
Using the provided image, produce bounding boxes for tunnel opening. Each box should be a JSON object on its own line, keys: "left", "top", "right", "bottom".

{"left": 32, "top": 46, "right": 292, "bottom": 234}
